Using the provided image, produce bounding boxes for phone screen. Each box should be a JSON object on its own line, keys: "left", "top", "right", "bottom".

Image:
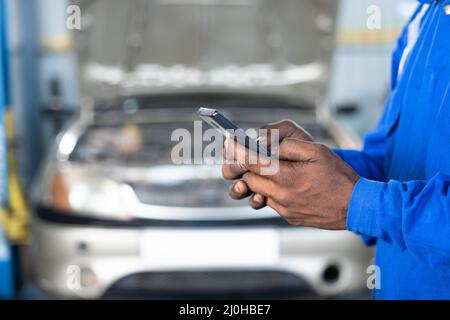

{"left": 198, "top": 107, "right": 270, "bottom": 157}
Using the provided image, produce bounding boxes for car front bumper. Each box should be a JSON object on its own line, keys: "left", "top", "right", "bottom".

{"left": 31, "top": 212, "right": 373, "bottom": 299}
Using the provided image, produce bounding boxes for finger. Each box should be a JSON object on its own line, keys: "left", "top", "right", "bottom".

{"left": 224, "top": 138, "right": 276, "bottom": 176}
{"left": 222, "top": 163, "right": 248, "bottom": 180}
{"left": 248, "top": 193, "right": 267, "bottom": 210}
{"left": 228, "top": 180, "right": 252, "bottom": 200}
{"left": 278, "top": 138, "right": 321, "bottom": 162}
{"left": 242, "top": 172, "right": 278, "bottom": 199}
{"left": 261, "top": 120, "right": 313, "bottom": 146}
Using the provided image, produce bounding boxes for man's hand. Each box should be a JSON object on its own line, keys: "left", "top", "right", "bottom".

{"left": 224, "top": 120, "right": 314, "bottom": 209}
{"left": 222, "top": 122, "right": 359, "bottom": 230}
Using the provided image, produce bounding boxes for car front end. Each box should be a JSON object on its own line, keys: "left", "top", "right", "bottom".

{"left": 31, "top": 0, "right": 373, "bottom": 299}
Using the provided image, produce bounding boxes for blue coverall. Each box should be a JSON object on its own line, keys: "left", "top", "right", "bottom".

{"left": 334, "top": 0, "right": 450, "bottom": 299}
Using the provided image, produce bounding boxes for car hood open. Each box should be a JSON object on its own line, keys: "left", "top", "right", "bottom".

{"left": 73, "top": 0, "right": 339, "bottom": 107}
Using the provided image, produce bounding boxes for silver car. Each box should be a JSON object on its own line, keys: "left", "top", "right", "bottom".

{"left": 31, "top": 0, "right": 373, "bottom": 299}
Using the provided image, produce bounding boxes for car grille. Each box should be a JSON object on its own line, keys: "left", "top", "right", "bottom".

{"left": 102, "top": 270, "right": 315, "bottom": 299}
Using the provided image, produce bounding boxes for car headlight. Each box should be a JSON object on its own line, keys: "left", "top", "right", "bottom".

{"left": 41, "top": 165, "right": 135, "bottom": 220}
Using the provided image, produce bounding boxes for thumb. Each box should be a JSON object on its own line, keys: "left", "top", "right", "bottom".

{"left": 261, "top": 120, "right": 314, "bottom": 143}
{"left": 277, "top": 138, "right": 321, "bottom": 163}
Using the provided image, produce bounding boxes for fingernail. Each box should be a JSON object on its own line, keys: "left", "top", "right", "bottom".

{"left": 253, "top": 194, "right": 264, "bottom": 203}
{"left": 234, "top": 182, "right": 244, "bottom": 193}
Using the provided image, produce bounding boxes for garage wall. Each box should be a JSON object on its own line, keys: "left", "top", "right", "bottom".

{"left": 330, "top": 0, "right": 417, "bottom": 135}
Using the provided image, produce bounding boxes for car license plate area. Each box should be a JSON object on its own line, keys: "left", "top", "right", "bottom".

{"left": 139, "top": 229, "right": 280, "bottom": 268}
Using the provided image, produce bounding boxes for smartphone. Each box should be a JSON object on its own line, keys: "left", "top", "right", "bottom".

{"left": 198, "top": 107, "right": 271, "bottom": 157}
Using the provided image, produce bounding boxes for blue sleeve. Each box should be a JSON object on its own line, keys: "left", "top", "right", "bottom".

{"left": 333, "top": 111, "right": 389, "bottom": 182}
{"left": 334, "top": 92, "right": 399, "bottom": 182}
{"left": 332, "top": 7, "right": 423, "bottom": 245}
{"left": 333, "top": 91, "right": 401, "bottom": 248}
{"left": 348, "top": 173, "right": 450, "bottom": 268}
